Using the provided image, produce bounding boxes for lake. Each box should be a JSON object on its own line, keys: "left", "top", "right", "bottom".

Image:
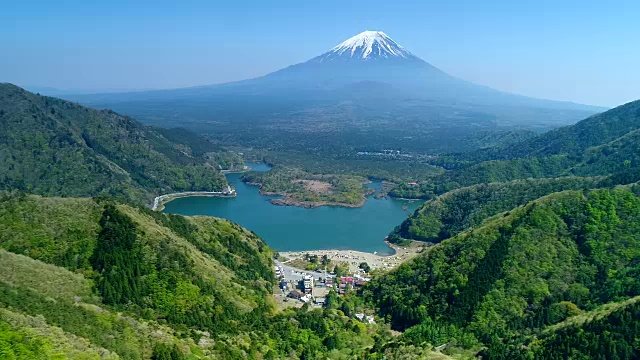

{"left": 162, "top": 163, "right": 421, "bottom": 254}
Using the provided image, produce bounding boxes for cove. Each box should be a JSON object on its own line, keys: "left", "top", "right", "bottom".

{"left": 162, "top": 163, "right": 421, "bottom": 254}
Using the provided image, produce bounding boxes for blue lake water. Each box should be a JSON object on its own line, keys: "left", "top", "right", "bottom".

{"left": 162, "top": 163, "right": 421, "bottom": 254}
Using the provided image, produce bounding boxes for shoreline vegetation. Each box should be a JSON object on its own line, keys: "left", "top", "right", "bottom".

{"left": 259, "top": 186, "right": 373, "bottom": 208}
{"left": 152, "top": 166, "right": 249, "bottom": 211}
{"left": 269, "top": 197, "right": 365, "bottom": 208}
{"left": 154, "top": 161, "right": 425, "bottom": 210}
{"left": 242, "top": 168, "right": 379, "bottom": 208}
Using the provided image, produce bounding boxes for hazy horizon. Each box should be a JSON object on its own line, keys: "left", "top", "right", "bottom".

{"left": 3, "top": 0, "right": 639, "bottom": 107}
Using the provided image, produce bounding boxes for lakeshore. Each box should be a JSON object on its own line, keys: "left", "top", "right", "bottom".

{"left": 161, "top": 162, "right": 422, "bottom": 253}
{"left": 267, "top": 196, "right": 366, "bottom": 208}
{"left": 279, "top": 241, "right": 427, "bottom": 273}
{"left": 152, "top": 186, "right": 236, "bottom": 211}
{"left": 256, "top": 180, "right": 376, "bottom": 209}
{"left": 220, "top": 165, "right": 251, "bottom": 174}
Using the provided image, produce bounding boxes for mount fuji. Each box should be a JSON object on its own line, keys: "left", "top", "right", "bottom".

{"left": 63, "top": 30, "right": 605, "bottom": 152}
{"left": 251, "top": 30, "right": 453, "bottom": 92}
{"left": 315, "top": 30, "right": 414, "bottom": 61}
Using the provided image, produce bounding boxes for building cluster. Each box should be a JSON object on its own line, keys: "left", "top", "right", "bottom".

{"left": 275, "top": 264, "right": 371, "bottom": 305}
{"left": 335, "top": 276, "right": 369, "bottom": 294}
{"left": 274, "top": 264, "right": 376, "bottom": 323}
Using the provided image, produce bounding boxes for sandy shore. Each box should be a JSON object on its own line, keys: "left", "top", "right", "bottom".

{"left": 279, "top": 241, "right": 426, "bottom": 273}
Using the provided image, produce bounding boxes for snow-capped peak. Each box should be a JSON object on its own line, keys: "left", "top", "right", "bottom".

{"left": 325, "top": 30, "right": 412, "bottom": 60}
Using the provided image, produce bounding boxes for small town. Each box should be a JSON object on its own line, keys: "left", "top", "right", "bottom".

{"left": 270, "top": 245, "right": 426, "bottom": 308}
{"left": 272, "top": 263, "right": 376, "bottom": 324}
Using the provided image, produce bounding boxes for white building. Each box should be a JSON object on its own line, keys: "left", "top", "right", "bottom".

{"left": 303, "top": 274, "right": 314, "bottom": 293}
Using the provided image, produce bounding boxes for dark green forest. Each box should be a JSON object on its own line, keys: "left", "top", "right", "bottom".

{"left": 389, "top": 173, "right": 640, "bottom": 244}
{"left": 0, "top": 83, "right": 241, "bottom": 204}
{"left": 367, "top": 187, "right": 640, "bottom": 358}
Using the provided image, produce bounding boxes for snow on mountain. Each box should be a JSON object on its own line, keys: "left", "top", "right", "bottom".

{"left": 312, "top": 30, "right": 414, "bottom": 62}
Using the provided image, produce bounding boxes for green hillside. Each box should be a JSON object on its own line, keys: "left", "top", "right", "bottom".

{"left": 503, "top": 99, "right": 640, "bottom": 158}
{"left": 0, "top": 192, "right": 274, "bottom": 325}
{"left": 526, "top": 296, "right": 640, "bottom": 359}
{"left": 1, "top": 84, "right": 639, "bottom": 359}
{"left": 0, "top": 192, "right": 400, "bottom": 359}
{"left": 390, "top": 171, "right": 640, "bottom": 245}
{"left": 366, "top": 187, "right": 640, "bottom": 358}
{"left": 392, "top": 100, "right": 640, "bottom": 199}
{"left": 0, "top": 83, "right": 242, "bottom": 204}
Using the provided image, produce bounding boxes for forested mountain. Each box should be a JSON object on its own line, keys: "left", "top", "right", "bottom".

{"left": 367, "top": 185, "right": 640, "bottom": 358}
{"left": 0, "top": 192, "right": 403, "bottom": 359}
{"left": 390, "top": 176, "right": 606, "bottom": 244}
{"left": 373, "top": 99, "right": 640, "bottom": 358}
{"left": 390, "top": 170, "right": 640, "bottom": 244}
{"left": 499, "top": 98, "right": 640, "bottom": 158}
{"left": 391, "top": 99, "right": 640, "bottom": 199}
{"left": 0, "top": 82, "right": 638, "bottom": 358}
{"left": 524, "top": 295, "right": 640, "bottom": 359}
{"left": 0, "top": 83, "right": 242, "bottom": 204}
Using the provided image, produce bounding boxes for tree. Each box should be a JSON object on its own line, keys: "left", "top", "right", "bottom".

{"left": 359, "top": 262, "right": 371, "bottom": 273}
{"left": 151, "top": 343, "right": 185, "bottom": 360}
{"left": 90, "top": 204, "right": 144, "bottom": 305}
{"left": 326, "top": 289, "right": 338, "bottom": 309}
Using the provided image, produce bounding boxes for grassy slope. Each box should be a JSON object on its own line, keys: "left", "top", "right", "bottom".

{"left": 0, "top": 250, "right": 199, "bottom": 359}
{"left": 520, "top": 295, "right": 640, "bottom": 358}
{"left": 0, "top": 193, "right": 276, "bottom": 358}
{"left": 543, "top": 294, "right": 640, "bottom": 335}
{"left": 0, "top": 193, "right": 273, "bottom": 312}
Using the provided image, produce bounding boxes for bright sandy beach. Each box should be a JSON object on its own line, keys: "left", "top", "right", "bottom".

{"left": 279, "top": 241, "right": 426, "bottom": 273}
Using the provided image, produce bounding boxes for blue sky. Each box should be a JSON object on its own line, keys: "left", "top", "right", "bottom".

{"left": 2, "top": 0, "right": 638, "bottom": 107}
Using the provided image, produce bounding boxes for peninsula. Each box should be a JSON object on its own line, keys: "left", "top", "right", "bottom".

{"left": 151, "top": 185, "right": 236, "bottom": 211}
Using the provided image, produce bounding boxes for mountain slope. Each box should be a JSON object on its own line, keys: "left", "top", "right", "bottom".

{"left": 0, "top": 192, "right": 401, "bottom": 359}
{"left": 0, "top": 193, "right": 274, "bottom": 313}
{"left": 67, "top": 31, "right": 601, "bottom": 112}
{"left": 526, "top": 296, "right": 640, "bottom": 359}
{"left": 315, "top": 31, "right": 413, "bottom": 61}
{"left": 392, "top": 98, "right": 640, "bottom": 199}
{"left": 367, "top": 186, "right": 640, "bottom": 356}
{"left": 0, "top": 83, "right": 241, "bottom": 204}
{"left": 390, "top": 176, "right": 608, "bottom": 244}
{"left": 500, "top": 98, "right": 640, "bottom": 158}
{"left": 0, "top": 193, "right": 275, "bottom": 358}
